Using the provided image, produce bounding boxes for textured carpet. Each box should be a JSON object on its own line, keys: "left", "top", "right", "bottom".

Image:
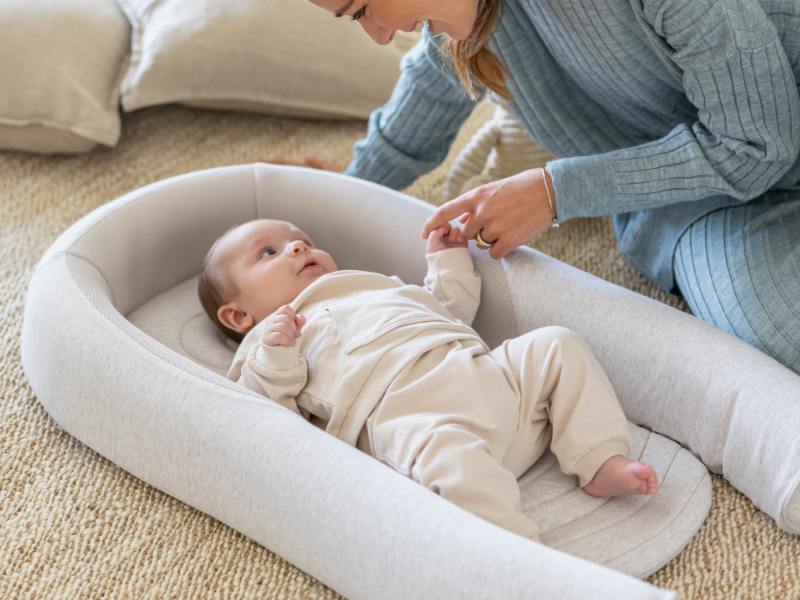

{"left": 2, "top": 101, "right": 799, "bottom": 599}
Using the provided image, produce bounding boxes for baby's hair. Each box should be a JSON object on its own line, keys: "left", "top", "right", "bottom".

{"left": 198, "top": 227, "right": 245, "bottom": 344}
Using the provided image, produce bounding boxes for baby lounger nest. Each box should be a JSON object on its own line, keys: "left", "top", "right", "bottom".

{"left": 22, "top": 164, "right": 800, "bottom": 599}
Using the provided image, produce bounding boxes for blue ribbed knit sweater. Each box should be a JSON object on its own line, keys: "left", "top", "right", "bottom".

{"left": 344, "top": 0, "right": 800, "bottom": 290}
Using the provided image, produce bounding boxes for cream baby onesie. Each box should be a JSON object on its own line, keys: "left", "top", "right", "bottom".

{"left": 228, "top": 248, "right": 631, "bottom": 541}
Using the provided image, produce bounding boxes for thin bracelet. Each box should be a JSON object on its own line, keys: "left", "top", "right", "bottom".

{"left": 541, "top": 166, "right": 559, "bottom": 229}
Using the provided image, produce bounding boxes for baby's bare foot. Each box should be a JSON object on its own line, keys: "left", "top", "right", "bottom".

{"left": 582, "top": 455, "right": 659, "bottom": 497}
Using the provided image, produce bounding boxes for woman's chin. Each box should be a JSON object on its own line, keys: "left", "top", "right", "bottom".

{"left": 427, "top": 20, "right": 445, "bottom": 36}
{"left": 428, "top": 20, "right": 469, "bottom": 40}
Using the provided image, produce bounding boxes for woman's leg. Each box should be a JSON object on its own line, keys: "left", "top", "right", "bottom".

{"left": 672, "top": 191, "right": 800, "bottom": 374}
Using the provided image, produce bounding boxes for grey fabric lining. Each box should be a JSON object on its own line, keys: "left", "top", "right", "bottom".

{"left": 128, "top": 260, "right": 711, "bottom": 579}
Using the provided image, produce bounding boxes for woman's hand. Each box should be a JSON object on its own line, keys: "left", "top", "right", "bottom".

{"left": 420, "top": 168, "right": 555, "bottom": 259}
{"left": 426, "top": 223, "right": 468, "bottom": 253}
{"left": 262, "top": 158, "right": 339, "bottom": 171}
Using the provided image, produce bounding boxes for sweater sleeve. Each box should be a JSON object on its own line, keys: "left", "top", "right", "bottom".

{"left": 423, "top": 247, "right": 482, "bottom": 326}
{"left": 237, "top": 341, "right": 308, "bottom": 417}
{"left": 546, "top": 0, "right": 800, "bottom": 221}
{"left": 344, "top": 27, "right": 479, "bottom": 189}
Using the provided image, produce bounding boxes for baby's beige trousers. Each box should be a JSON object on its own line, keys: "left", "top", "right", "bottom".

{"left": 365, "top": 326, "right": 632, "bottom": 541}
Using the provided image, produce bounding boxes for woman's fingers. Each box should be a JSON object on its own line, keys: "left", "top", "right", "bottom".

{"left": 489, "top": 237, "right": 514, "bottom": 260}
{"left": 421, "top": 196, "right": 478, "bottom": 239}
{"left": 426, "top": 169, "right": 552, "bottom": 259}
{"left": 260, "top": 158, "right": 338, "bottom": 172}
{"left": 302, "top": 158, "right": 337, "bottom": 171}
{"left": 459, "top": 209, "right": 494, "bottom": 241}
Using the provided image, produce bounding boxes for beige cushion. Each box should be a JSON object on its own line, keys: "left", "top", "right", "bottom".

{"left": 116, "top": 0, "right": 417, "bottom": 119}
{"left": 0, "top": 0, "right": 130, "bottom": 154}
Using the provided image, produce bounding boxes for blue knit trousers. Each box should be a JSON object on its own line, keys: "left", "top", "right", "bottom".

{"left": 672, "top": 189, "right": 800, "bottom": 375}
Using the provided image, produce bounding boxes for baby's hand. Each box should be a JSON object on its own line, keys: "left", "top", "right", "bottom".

{"left": 426, "top": 223, "right": 468, "bottom": 253}
{"left": 261, "top": 305, "right": 306, "bottom": 347}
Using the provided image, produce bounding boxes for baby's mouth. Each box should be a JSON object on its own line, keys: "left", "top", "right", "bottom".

{"left": 299, "top": 260, "right": 319, "bottom": 274}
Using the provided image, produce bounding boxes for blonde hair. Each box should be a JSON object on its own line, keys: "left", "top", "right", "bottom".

{"left": 197, "top": 232, "right": 244, "bottom": 344}
{"left": 447, "top": 0, "right": 510, "bottom": 100}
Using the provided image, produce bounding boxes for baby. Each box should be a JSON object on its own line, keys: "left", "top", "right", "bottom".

{"left": 198, "top": 218, "right": 659, "bottom": 541}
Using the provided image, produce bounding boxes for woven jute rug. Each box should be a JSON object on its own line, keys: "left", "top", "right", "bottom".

{"left": 1, "top": 101, "right": 798, "bottom": 599}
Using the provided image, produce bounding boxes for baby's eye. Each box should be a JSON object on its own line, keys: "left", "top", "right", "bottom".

{"left": 260, "top": 247, "right": 276, "bottom": 257}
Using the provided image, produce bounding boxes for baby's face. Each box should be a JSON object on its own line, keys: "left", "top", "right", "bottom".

{"left": 215, "top": 219, "right": 337, "bottom": 329}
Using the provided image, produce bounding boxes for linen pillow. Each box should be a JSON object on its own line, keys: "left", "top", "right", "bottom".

{"left": 0, "top": 0, "right": 130, "bottom": 154}
{"left": 115, "top": 0, "right": 417, "bottom": 119}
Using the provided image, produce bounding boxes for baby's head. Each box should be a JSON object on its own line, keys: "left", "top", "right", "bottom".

{"left": 198, "top": 219, "right": 337, "bottom": 342}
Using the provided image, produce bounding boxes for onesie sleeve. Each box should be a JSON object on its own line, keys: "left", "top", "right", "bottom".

{"left": 423, "top": 247, "right": 482, "bottom": 326}
{"left": 344, "top": 26, "right": 479, "bottom": 189}
{"left": 546, "top": 0, "right": 800, "bottom": 221}
{"left": 237, "top": 341, "right": 308, "bottom": 418}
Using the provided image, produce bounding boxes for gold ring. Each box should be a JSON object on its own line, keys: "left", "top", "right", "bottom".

{"left": 475, "top": 229, "right": 496, "bottom": 249}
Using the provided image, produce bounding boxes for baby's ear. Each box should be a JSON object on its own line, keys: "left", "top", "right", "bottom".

{"left": 217, "top": 302, "right": 255, "bottom": 334}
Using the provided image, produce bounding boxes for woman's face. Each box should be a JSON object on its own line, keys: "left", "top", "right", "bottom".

{"left": 310, "top": 0, "right": 479, "bottom": 44}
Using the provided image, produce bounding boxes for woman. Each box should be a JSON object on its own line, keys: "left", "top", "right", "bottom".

{"left": 310, "top": 0, "right": 800, "bottom": 374}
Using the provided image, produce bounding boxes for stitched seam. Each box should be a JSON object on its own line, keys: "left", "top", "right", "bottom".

{"left": 551, "top": 446, "right": 682, "bottom": 546}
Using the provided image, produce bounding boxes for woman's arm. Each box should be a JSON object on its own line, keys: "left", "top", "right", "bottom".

{"left": 546, "top": 0, "right": 800, "bottom": 221}
{"left": 345, "top": 28, "right": 479, "bottom": 189}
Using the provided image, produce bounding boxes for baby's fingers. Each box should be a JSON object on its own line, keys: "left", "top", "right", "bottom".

{"left": 447, "top": 226, "right": 466, "bottom": 243}
{"left": 271, "top": 320, "right": 297, "bottom": 338}
{"left": 264, "top": 331, "right": 296, "bottom": 347}
{"left": 425, "top": 223, "right": 445, "bottom": 238}
{"left": 274, "top": 304, "right": 296, "bottom": 317}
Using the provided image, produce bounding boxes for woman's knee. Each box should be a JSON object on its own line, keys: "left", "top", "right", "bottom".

{"left": 673, "top": 198, "right": 800, "bottom": 373}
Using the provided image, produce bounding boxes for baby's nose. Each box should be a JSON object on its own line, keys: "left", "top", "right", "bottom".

{"left": 289, "top": 240, "right": 308, "bottom": 253}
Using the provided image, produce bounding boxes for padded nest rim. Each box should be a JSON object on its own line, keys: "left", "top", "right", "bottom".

{"left": 25, "top": 163, "right": 766, "bottom": 599}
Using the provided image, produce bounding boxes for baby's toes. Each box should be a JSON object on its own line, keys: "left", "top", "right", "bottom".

{"left": 632, "top": 464, "right": 657, "bottom": 493}
{"left": 632, "top": 463, "right": 653, "bottom": 480}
